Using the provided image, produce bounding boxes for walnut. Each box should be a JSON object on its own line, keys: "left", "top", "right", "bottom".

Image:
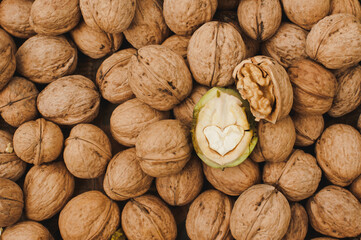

{"left": 110, "top": 98, "right": 169, "bottom": 147}
{"left": 291, "top": 113, "right": 324, "bottom": 147}
{"left": 59, "top": 191, "right": 120, "bottom": 240}
{"left": 121, "top": 194, "right": 177, "bottom": 240}
{"left": 186, "top": 189, "right": 232, "bottom": 240}
{"left": 263, "top": 149, "right": 322, "bottom": 201}
{"left": 188, "top": 21, "right": 246, "bottom": 87}
{"left": 64, "top": 124, "right": 112, "bottom": 179}
{"left": 203, "top": 158, "right": 260, "bottom": 196}
{"left": 233, "top": 56, "right": 293, "bottom": 123}
{"left": 230, "top": 184, "right": 291, "bottom": 240}
{"left": 350, "top": 174, "right": 361, "bottom": 201}
{"left": 128, "top": 45, "right": 192, "bottom": 111}
{"left": 218, "top": 0, "right": 239, "bottom": 10}
{"left": 0, "top": 178, "right": 23, "bottom": 227}
{"left": 316, "top": 124, "right": 361, "bottom": 186}
{"left": 161, "top": 35, "right": 191, "bottom": 61}
{"left": 0, "top": 77, "right": 38, "bottom": 127}
{"left": 288, "top": 59, "right": 337, "bottom": 114}
{"left": 237, "top": 0, "right": 282, "bottom": 41}
{"left": 37, "top": 75, "right": 100, "bottom": 125}
{"left": 306, "top": 14, "right": 361, "bottom": 69}
{"left": 358, "top": 114, "right": 361, "bottom": 131}
{"left": 0, "top": 29, "right": 16, "bottom": 91}
{"left": 307, "top": 185, "right": 361, "bottom": 238}
{"left": 163, "top": 0, "right": 217, "bottom": 36}
{"left": 156, "top": 155, "right": 203, "bottom": 206}
{"left": 0, "top": 0, "right": 35, "bottom": 38}
{"left": 330, "top": 0, "right": 361, "bottom": 20}
{"left": 136, "top": 119, "right": 192, "bottom": 177}
{"left": 282, "top": 203, "right": 308, "bottom": 240}
{"left": 1, "top": 221, "right": 54, "bottom": 240}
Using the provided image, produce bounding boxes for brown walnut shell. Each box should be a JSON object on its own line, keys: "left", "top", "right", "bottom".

{"left": 218, "top": 0, "right": 239, "bottom": 10}
{"left": 121, "top": 194, "right": 177, "bottom": 240}
{"left": 161, "top": 35, "right": 191, "bottom": 60}
{"left": 350, "top": 174, "right": 361, "bottom": 201}
{"left": 330, "top": 0, "right": 361, "bottom": 21}
{"left": 37, "top": 75, "right": 100, "bottom": 125}
{"left": 1, "top": 221, "right": 54, "bottom": 240}
{"left": 282, "top": 203, "right": 308, "bottom": 240}
{"left": 0, "top": 29, "right": 16, "bottom": 91}
{"left": 307, "top": 185, "right": 361, "bottom": 238}
{"left": 0, "top": 178, "right": 23, "bottom": 227}
{"left": 291, "top": 113, "right": 324, "bottom": 147}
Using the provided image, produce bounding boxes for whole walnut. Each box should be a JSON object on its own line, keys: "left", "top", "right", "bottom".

{"left": 64, "top": 124, "right": 112, "bottom": 179}
{"left": 186, "top": 189, "right": 232, "bottom": 240}
{"left": 13, "top": 118, "right": 63, "bottom": 165}
{"left": 59, "top": 191, "right": 120, "bottom": 240}
{"left": 237, "top": 0, "right": 282, "bottom": 41}
{"left": 80, "top": 0, "right": 136, "bottom": 33}
{"left": 30, "top": 0, "right": 80, "bottom": 35}
{"left": 128, "top": 45, "right": 192, "bottom": 111}
{"left": 0, "top": 130, "right": 26, "bottom": 181}
{"left": 110, "top": 98, "right": 169, "bottom": 147}
{"left": 16, "top": 35, "right": 77, "bottom": 84}
{"left": 330, "top": 0, "right": 361, "bottom": 20}
{"left": 0, "top": 77, "right": 38, "bottom": 127}
{"left": 136, "top": 119, "right": 192, "bottom": 177}
{"left": 163, "top": 0, "right": 217, "bottom": 36}
{"left": 230, "top": 184, "right": 291, "bottom": 240}
{"left": 0, "top": 178, "right": 23, "bottom": 227}
{"left": 316, "top": 124, "right": 361, "bottom": 186}
{"left": 263, "top": 149, "right": 322, "bottom": 201}
{"left": 262, "top": 23, "right": 308, "bottom": 68}
{"left": 306, "top": 14, "right": 361, "bottom": 69}
{"left": 291, "top": 113, "right": 324, "bottom": 147}
{"left": 162, "top": 35, "right": 191, "bottom": 61}
{"left": 121, "top": 194, "right": 177, "bottom": 240}
{"left": 187, "top": 21, "right": 246, "bottom": 87}
{"left": 307, "top": 185, "right": 361, "bottom": 238}
{"left": 0, "top": 29, "right": 16, "bottom": 91}
{"left": 350, "top": 174, "right": 361, "bottom": 201}
{"left": 218, "top": 0, "right": 239, "bottom": 10}
{"left": 156, "top": 155, "right": 203, "bottom": 206}
{"left": 1, "top": 221, "right": 54, "bottom": 240}
{"left": 0, "top": 0, "right": 35, "bottom": 38}
{"left": 250, "top": 116, "right": 296, "bottom": 163}
{"left": 282, "top": 203, "right": 308, "bottom": 240}
{"left": 203, "top": 158, "right": 260, "bottom": 196}
{"left": 103, "top": 148, "right": 153, "bottom": 201}
{"left": 288, "top": 59, "right": 337, "bottom": 114}
{"left": 24, "top": 161, "right": 74, "bottom": 221}
{"left": 37, "top": 75, "right": 100, "bottom": 125}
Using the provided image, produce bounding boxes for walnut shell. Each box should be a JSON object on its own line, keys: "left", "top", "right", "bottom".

{"left": 203, "top": 158, "right": 260, "bottom": 196}
{"left": 13, "top": 118, "right": 63, "bottom": 165}
{"left": 128, "top": 45, "right": 192, "bottom": 111}
{"left": 161, "top": 35, "right": 191, "bottom": 60}
{"left": 70, "top": 21, "right": 123, "bottom": 59}
{"left": 1, "top": 221, "right": 54, "bottom": 240}
{"left": 163, "top": 0, "right": 217, "bottom": 36}
{"left": 79, "top": 0, "right": 136, "bottom": 33}
{"left": 37, "top": 75, "right": 100, "bottom": 125}
{"left": 188, "top": 21, "right": 246, "bottom": 87}
{"left": 110, "top": 98, "right": 169, "bottom": 147}
{"left": 59, "top": 191, "right": 120, "bottom": 240}
{"left": 121, "top": 194, "right": 177, "bottom": 240}
{"left": 0, "top": 178, "right": 23, "bottom": 227}
{"left": 307, "top": 185, "right": 361, "bottom": 238}
{"left": 24, "top": 161, "right": 74, "bottom": 221}
{"left": 350, "top": 174, "right": 361, "bottom": 201}
{"left": 156, "top": 155, "right": 203, "bottom": 206}
{"left": 0, "top": 77, "right": 38, "bottom": 127}
{"left": 0, "top": 0, "right": 35, "bottom": 38}
{"left": 237, "top": 0, "right": 282, "bottom": 41}
{"left": 104, "top": 148, "right": 153, "bottom": 201}
{"left": 64, "top": 123, "right": 112, "bottom": 179}
{"left": 0, "top": 29, "right": 16, "bottom": 91}
{"left": 330, "top": 0, "right": 361, "bottom": 21}
{"left": 218, "top": 0, "right": 239, "bottom": 10}
{"left": 316, "top": 124, "right": 361, "bottom": 186}
{"left": 30, "top": 0, "right": 81, "bottom": 35}
{"left": 282, "top": 203, "right": 308, "bottom": 240}
{"left": 306, "top": 14, "right": 361, "bottom": 69}
{"left": 186, "top": 189, "right": 232, "bottom": 240}
{"left": 230, "top": 184, "right": 291, "bottom": 240}
{"left": 291, "top": 113, "right": 324, "bottom": 147}
{"left": 263, "top": 149, "right": 322, "bottom": 201}
{"left": 136, "top": 119, "right": 192, "bottom": 177}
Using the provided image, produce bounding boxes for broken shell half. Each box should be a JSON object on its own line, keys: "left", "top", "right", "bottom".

{"left": 192, "top": 87, "right": 257, "bottom": 169}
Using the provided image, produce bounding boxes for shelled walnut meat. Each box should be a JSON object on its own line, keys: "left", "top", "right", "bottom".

{"left": 0, "top": 178, "right": 23, "bottom": 227}
{"left": 282, "top": 203, "right": 308, "bottom": 240}
{"left": 291, "top": 113, "right": 324, "bottom": 147}
{"left": 330, "top": 0, "right": 361, "bottom": 20}
{"left": 1, "top": 221, "right": 54, "bottom": 240}
{"left": 350, "top": 174, "right": 361, "bottom": 201}
{"left": 0, "top": 29, "right": 16, "bottom": 91}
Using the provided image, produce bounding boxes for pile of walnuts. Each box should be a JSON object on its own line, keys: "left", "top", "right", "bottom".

{"left": 0, "top": 0, "right": 361, "bottom": 239}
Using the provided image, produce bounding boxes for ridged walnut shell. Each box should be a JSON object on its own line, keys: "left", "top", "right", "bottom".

{"left": 24, "top": 161, "right": 74, "bottom": 221}
{"left": 103, "top": 148, "right": 153, "bottom": 201}
{"left": 306, "top": 14, "right": 361, "bottom": 69}
{"left": 121, "top": 194, "right": 177, "bottom": 240}
{"left": 37, "top": 75, "right": 100, "bottom": 125}
{"left": 1, "top": 221, "right": 54, "bottom": 240}
{"left": 282, "top": 203, "right": 308, "bottom": 240}
{"left": 307, "top": 185, "right": 361, "bottom": 238}
{"left": 0, "top": 29, "right": 16, "bottom": 91}
{"left": 110, "top": 98, "right": 169, "bottom": 147}
{"left": 350, "top": 174, "right": 361, "bottom": 201}
{"left": 316, "top": 124, "right": 361, "bottom": 186}
{"left": 186, "top": 189, "right": 232, "bottom": 240}
{"left": 330, "top": 0, "right": 361, "bottom": 20}
{"left": 188, "top": 21, "right": 246, "bottom": 87}
{"left": 230, "top": 184, "right": 291, "bottom": 240}
{"left": 0, "top": 178, "right": 23, "bottom": 227}
{"left": 291, "top": 113, "right": 324, "bottom": 147}
{"left": 161, "top": 35, "right": 191, "bottom": 60}
{"left": 64, "top": 124, "right": 112, "bottom": 179}
{"left": 136, "top": 119, "right": 192, "bottom": 177}
{"left": 128, "top": 45, "right": 192, "bottom": 111}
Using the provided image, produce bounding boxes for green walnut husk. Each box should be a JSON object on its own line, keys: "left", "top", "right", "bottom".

{"left": 192, "top": 87, "right": 257, "bottom": 169}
